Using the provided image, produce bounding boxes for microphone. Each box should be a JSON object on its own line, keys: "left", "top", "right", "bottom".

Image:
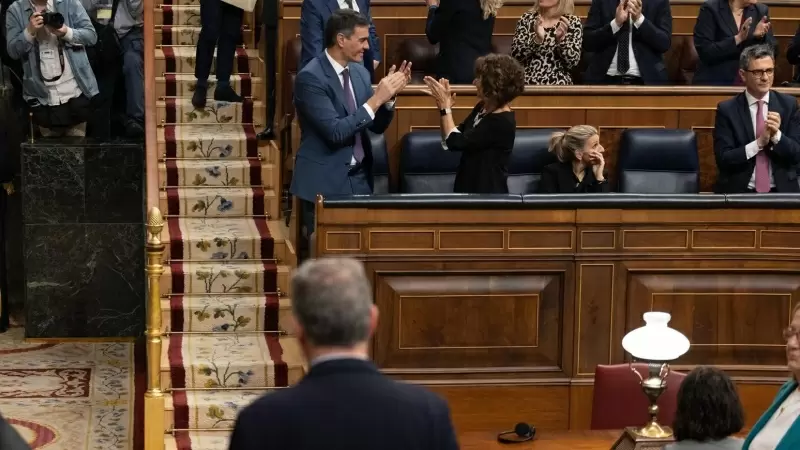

{"left": 496, "top": 422, "right": 535, "bottom": 444}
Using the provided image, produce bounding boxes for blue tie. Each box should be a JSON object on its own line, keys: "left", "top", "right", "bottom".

{"left": 342, "top": 68, "right": 364, "bottom": 162}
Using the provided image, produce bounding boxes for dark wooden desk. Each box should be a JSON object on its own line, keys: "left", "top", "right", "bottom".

{"left": 461, "top": 431, "right": 619, "bottom": 449}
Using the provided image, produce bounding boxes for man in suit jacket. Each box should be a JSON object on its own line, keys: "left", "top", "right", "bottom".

{"left": 583, "top": 0, "right": 673, "bottom": 84}
{"left": 290, "top": 9, "right": 409, "bottom": 255}
{"left": 228, "top": 257, "right": 460, "bottom": 450}
{"left": 300, "top": 0, "right": 382, "bottom": 81}
{"left": 713, "top": 44, "right": 800, "bottom": 193}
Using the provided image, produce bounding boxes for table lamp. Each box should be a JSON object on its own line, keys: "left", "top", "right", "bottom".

{"left": 611, "top": 312, "right": 690, "bottom": 450}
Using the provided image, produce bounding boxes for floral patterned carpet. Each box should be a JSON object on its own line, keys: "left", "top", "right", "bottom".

{"left": 153, "top": 0, "right": 302, "bottom": 448}
{"left": 0, "top": 327, "right": 144, "bottom": 449}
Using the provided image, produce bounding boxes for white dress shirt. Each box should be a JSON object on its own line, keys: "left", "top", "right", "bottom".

{"left": 23, "top": 0, "right": 81, "bottom": 106}
{"left": 749, "top": 388, "right": 800, "bottom": 450}
{"left": 324, "top": 50, "right": 394, "bottom": 164}
{"left": 607, "top": 15, "right": 645, "bottom": 77}
{"left": 744, "top": 90, "right": 780, "bottom": 190}
{"left": 337, "top": 0, "right": 359, "bottom": 11}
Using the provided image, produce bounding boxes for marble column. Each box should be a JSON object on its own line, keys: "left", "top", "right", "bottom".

{"left": 21, "top": 139, "right": 145, "bottom": 338}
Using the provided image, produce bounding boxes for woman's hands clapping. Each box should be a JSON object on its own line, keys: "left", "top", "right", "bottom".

{"left": 422, "top": 76, "right": 455, "bottom": 109}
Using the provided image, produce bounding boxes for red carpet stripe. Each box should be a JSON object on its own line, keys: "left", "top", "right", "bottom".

{"left": 248, "top": 158, "right": 262, "bottom": 188}
{"left": 170, "top": 294, "right": 185, "bottom": 333}
{"left": 161, "top": 5, "right": 174, "bottom": 26}
{"left": 162, "top": 47, "right": 176, "bottom": 73}
{"left": 242, "top": 99, "right": 254, "bottom": 124}
{"left": 261, "top": 260, "right": 278, "bottom": 293}
{"left": 243, "top": 125, "right": 258, "bottom": 157}
{"left": 264, "top": 293, "right": 280, "bottom": 332}
{"left": 167, "top": 217, "right": 184, "bottom": 260}
{"left": 165, "top": 98, "right": 177, "bottom": 124}
{"left": 161, "top": 25, "right": 174, "bottom": 46}
{"left": 252, "top": 218, "right": 274, "bottom": 258}
{"left": 165, "top": 73, "right": 177, "bottom": 96}
{"left": 240, "top": 73, "right": 252, "bottom": 97}
{"left": 165, "top": 159, "right": 179, "bottom": 186}
{"left": 235, "top": 47, "right": 250, "bottom": 73}
{"left": 165, "top": 188, "right": 181, "bottom": 215}
{"left": 251, "top": 187, "right": 265, "bottom": 216}
{"left": 164, "top": 125, "right": 178, "bottom": 158}
{"left": 264, "top": 333, "right": 288, "bottom": 387}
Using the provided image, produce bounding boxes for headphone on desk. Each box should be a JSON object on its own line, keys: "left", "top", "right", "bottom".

{"left": 497, "top": 422, "right": 536, "bottom": 444}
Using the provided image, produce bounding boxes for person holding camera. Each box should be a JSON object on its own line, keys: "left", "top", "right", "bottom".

{"left": 5, "top": 0, "right": 98, "bottom": 137}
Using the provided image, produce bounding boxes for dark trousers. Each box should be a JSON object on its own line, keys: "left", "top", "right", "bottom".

{"left": 195, "top": 0, "right": 243, "bottom": 86}
{"left": 298, "top": 166, "right": 371, "bottom": 262}
{"left": 0, "top": 188, "right": 7, "bottom": 332}
{"left": 603, "top": 74, "right": 644, "bottom": 85}
{"left": 88, "top": 28, "right": 145, "bottom": 138}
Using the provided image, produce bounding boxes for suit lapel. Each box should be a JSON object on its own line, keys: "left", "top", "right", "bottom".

{"left": 325, "top": 0, "right": 340, "bottom": 14}
{"left": 737, "top": 93, "right": 756, "bottom": 142}
{"left": 768, "top": 90, "right": 782, "bottom": 125}
{"left": 320, "top": 55, "right": 349, "bottom": 114}
{"left": 718, "top": 0, "right": 739, "bottom": 36}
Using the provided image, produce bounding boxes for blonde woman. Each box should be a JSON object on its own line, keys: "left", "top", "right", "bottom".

{"left": 425, "top": 0, "right": 502, "bottom": 84}
{"left": 511, "top": 0, "right": 583, "bottom": 85}
{"left": 538, "top": 125, "right": 610, "bottom": 193}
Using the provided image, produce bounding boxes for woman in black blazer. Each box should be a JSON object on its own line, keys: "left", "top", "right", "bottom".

{"left": 422, "top": 54, "right": 524, "bottom": 194}
{"left": 693, "top": 0, "right": 776, "bottom": 85}
{"left": 425, "top": 0, "right": 500, "bottom": 84}
{"left": 538, "top": 125, "right": 610, "bottom": 193}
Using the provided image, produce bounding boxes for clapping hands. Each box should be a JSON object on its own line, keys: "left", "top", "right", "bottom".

{"left": 374, "top": 60, "right": 412, "bottom": 104}
{"left": 422, "top": 76, "right": 455, "bottom": 109}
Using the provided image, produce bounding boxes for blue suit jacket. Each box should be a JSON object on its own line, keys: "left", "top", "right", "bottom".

{"left": 743, "top": 379, "right": 800, "bottom": 450}
{"left": 289, "top": 54, "right": 394, "bottom": 203}
{"left": 299, "top": 0, "right": 381, "bottom": 81}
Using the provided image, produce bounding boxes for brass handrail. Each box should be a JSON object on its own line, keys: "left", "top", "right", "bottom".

{"left": 145, "top": 207, "right": 166, "bottom": 450}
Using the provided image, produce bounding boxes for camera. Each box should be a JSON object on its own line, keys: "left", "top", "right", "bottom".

{"left": 40, "top": 11, "right": 64, "bottom": 29}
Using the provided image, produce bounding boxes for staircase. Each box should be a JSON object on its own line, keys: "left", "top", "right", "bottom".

{"left": 152, "top": 1, "right": 305, "bottom": 448}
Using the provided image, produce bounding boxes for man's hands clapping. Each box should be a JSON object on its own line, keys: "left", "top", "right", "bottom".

{"left": 757, "top": 111, "right": 781, "bottom": 148}
{"left": 373, "top": 60, "right": 412, "bottom": 105}
{"left": 615, "top": 0, "right": 629, "bottom": 27}
{"left": 627, "top": 0, "right": 642, "bottom": 21}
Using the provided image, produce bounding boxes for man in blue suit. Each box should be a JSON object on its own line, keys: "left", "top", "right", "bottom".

{"left": 300, "top": 0, "right": 382, "bottom": 81}
{"left": 290, "top": 9, "right": 409, "bottom": 251}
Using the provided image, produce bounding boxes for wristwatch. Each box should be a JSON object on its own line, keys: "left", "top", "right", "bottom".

{"left": 440, "top": 108, "right": 452, "bottom": 116}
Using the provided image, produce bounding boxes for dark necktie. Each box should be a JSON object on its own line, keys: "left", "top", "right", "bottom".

{"left": 617, "top": 20, "right": 630, "bottom": 74}
{"left": 342, "top": 68, "right": 364, "bottom": 162}
{"left": 344, "top": 0, "right": 354, "bottom": 8}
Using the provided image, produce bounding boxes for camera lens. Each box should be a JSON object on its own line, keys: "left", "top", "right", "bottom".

{"left": 45, "top": 12, "right": 64, "bottom": 28}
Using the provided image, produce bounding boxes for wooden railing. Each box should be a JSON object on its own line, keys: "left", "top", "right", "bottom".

{"left": 144, "top": 207, "right": 166, "bottom": 450}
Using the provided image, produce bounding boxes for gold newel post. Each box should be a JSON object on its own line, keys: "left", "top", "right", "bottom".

{"left": 145, "top": 207, "right": 166, "bottom": 450}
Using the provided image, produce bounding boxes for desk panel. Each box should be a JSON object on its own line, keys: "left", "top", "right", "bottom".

{"left": 316, "top": 199, "right": 794, "bottom": 430}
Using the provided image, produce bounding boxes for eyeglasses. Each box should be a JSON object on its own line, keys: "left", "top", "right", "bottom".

{"left": 745, "top": 68, "right": 775, "bottom": 78}
{"left": 782, "top": 326, "right": 800, "bottom": 342}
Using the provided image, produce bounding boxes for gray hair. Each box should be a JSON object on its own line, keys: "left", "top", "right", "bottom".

{"left": 739, "top": 44, "right": 776, "bottom": 71}
{"left": 290, "top": 257, "right": 373, "bottom": 347}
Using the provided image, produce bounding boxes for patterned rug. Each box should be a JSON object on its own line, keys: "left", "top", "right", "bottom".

{"left": 0, "top": 328, "right": 145, "bottom": 449}
{"left": 153, "top": 0, "right": 303, "bottom": 448}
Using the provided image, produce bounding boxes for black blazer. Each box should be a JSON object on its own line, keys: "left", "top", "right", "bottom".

{"left": 582, "top": 0, "right": 673, "bottom": 84}
{"left": 446, "top": 103, "right": 516, "bottom": 194}
{"left": 538, "top": 162, "right": 611, "bottom": 193}
{"left": 713, "top": 90, "right": 800, "bottom": 193}
{"left": 426, "top": 0, "right": 494, "bottom": 84}
{"left": 228, "top": 359, "right": 459, "bottom": 450}
{"left": 693, "top": 0, "right": 776, "bottom": 85}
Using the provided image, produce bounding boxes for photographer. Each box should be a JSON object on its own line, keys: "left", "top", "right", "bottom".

{"left": 5, "top": 0, "right": 98, "bottom": 137}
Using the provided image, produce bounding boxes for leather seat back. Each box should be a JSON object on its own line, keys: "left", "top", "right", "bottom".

{"left": 617, "top": 129, "right": 700, "bottom": 194}
{"left": 283, "top": 37, "right": 302, "bottom": 119}
{"left": 399, "top": 131, "right": 461, "bottom": 193}
{"left": 507, "top": 129, "right": 560, "bottom": 194}
{"left": 396, "top": 37, "right": 439, "bottom": 83}
{"left": 368, "top": 131, "right": 391, "bottom": 194}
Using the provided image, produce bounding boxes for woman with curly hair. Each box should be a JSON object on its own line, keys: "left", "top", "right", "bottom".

{"left": 666, "top": 366, "right": 744, "bottom": 450}
{"left": 422, "top": 53, "right": 524, "bottom": 194}
{"left": 425, "top": 0, "right": 502, "bottom": 84}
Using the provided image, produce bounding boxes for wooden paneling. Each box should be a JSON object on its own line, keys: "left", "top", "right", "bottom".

{"left": 385, "top": 86, "right": 800, "bottom": 192}
{"left": 317, "top": 203, "right": 799, "bottom": 431}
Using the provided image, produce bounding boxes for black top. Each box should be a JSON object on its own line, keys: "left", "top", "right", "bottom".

{"left": 538, "top": 162, "right": 611, "bottom": 193}
{"left": 445, "top": 103, "right": 516, "bottom": 194}
{"left": 228, "top": 358, "right": 459, "bottom": 450}
{"left": 425, "top": 0, "right": 495, "bottom": 84}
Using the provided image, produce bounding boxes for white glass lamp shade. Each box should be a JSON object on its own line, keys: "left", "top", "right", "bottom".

{"left": 622, "top": 312, "right": 690, "bottom": 362}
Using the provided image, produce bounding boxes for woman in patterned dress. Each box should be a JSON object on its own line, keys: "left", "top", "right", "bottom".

{"left": 510, "top": 0, "right": 583, "bottom": 85}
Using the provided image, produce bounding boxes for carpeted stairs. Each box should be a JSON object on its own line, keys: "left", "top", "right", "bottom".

{"left": 153, "top": 1, "right": 305, "bottom": 448}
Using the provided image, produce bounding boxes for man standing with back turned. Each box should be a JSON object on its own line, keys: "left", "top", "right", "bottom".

{"left": 290, "top": 10, "right": 410, "bottom": 252}
{"left": 228, "top": 257, "right": 460, "bottom": 450}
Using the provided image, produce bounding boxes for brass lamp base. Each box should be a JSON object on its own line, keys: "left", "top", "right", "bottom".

{"left": 611, "top": 427, "right": 675, "bottom": 450}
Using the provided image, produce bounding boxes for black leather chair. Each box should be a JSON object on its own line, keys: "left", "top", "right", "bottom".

{"left": 399, "top": 130, "right": 461, "bottom": 193}
{"left": 616, "top": 129, "right": 699, "bottom": 193}
{"left": 368, "top": 131, "right": 391, "bottom": 194}
{"left": 508, "top": 129, "right": 560, "bottom": 194}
